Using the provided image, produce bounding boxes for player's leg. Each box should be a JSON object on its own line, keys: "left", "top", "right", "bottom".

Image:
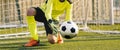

{"left": 31, "top": 7, "right": 58, "bottom": 44}
{"left": 24, "top": 7, "right": 40, "bottom": 47}
{"left": 34, "top": 9, "right": 63, "bottom": 44}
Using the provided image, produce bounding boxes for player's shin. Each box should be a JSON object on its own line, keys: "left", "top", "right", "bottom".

{"left": 27, "top": 16, "right": 39, "bottom": 40}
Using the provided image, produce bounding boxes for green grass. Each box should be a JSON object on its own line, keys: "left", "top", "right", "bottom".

{"left": 0, "top": 27, "right": 27, "bottom": 34}
{"left": 88, "top": 24, "right": 120, "bottom": 31}
{"left": 0, "top": 24, "right": 120, "bottom": 34}
{"left": 0, "top": 24, "right": 120, "bottom": 50}
{"left": 0, "top": 26, "right": 45, "bottom": 34}
{"left": 0, "top": 31, "right": 120, "bottom": 50}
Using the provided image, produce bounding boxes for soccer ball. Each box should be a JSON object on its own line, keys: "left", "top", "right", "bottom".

{"left": 60, "top": 21, "right": 79, "bottom": 39}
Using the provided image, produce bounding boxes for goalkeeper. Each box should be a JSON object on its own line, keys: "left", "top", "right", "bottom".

{"left": 24, "top": 0, "right": 73, "bottom": 47}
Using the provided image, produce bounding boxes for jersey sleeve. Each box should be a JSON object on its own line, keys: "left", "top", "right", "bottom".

{"left": 65, "top": 4, "right": 73, "bottom": 21}
{"left": 45, "top": 0, "right": 53, "bottom": 20}
{"left": 40, "top": 3, "right": 46, "bottom": 12}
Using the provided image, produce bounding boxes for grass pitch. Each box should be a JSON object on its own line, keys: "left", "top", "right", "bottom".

{"left": 0, "top": 24, "right": 120, "bottom": 50}
{"left": 0, "top": 31, "right": 120, "bottom": 50}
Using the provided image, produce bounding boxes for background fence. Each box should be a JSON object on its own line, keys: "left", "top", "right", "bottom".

{"left": 0, "top": 0, "right": 120, "bottom": 39}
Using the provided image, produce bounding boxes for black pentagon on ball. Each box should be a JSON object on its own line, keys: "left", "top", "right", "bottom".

{"left": 67, "top": 21, "right": 71, "bottom": 24}
{"left": 61, "top": 26, "right": 66, "bottom": 31}
{"left": 70, "top": 27, "right": 76, "bottom": 33}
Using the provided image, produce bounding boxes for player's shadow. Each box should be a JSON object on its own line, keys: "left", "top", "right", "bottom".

{"left": 0, "top": 42, "right": 50, "bottom": 50}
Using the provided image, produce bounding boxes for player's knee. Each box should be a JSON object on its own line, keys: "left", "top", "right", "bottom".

{"left": 27, "top": 8, "right": 36, "bottom": 16}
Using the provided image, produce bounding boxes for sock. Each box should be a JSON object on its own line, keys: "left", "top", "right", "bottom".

{"left": 27, "top": 16, "right": 38, "bottom": 41}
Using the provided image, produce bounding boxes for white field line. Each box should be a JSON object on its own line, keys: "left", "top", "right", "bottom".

{"left": 0, "top": 31, "right": 45, "bottom": 39}
{"left": 0, "top": 27, "right": 120, "bottom": 39}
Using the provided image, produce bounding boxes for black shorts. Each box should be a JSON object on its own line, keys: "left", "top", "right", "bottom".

{"left": 33, "top": 7, "right": 46, "bottom": 22}
{"left": 33, "top": 7, "right": 53, "bottom": 35}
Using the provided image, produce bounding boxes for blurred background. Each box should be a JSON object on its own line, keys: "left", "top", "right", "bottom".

{"left": 0, "top": 0, "right": 120, "bottom": 39}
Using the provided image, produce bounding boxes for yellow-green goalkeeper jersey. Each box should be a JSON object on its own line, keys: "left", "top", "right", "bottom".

{"left": 41, "top": 0, "right": 73, "bottom": 21}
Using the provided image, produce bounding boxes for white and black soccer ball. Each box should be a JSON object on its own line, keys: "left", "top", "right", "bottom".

{"left": 60, "top": 21, "right": 79, "bottom": 39}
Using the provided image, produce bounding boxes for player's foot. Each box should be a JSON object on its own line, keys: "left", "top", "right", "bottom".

{"left": 57, "top": 33, "right": 63, "bottom": 44}
{"left": 24, "top": 39, "right": 40, "bottom": 47}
